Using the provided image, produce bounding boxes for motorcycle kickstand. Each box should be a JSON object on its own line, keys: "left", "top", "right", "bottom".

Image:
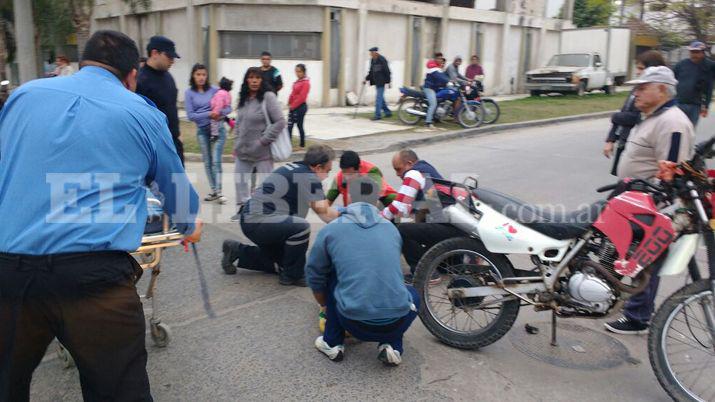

{"left": 550, "top": 310, "right": 558, "bottom": 347}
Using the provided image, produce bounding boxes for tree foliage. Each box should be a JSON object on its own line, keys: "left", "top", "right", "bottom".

{"left": 573, "top": 0, "right": 615, "bottom": 28}
{"left": 642, "top": 0, "right": 714, "bottom": 43}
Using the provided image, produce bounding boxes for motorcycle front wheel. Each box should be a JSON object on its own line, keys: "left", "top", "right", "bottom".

{"left": 414, "top": 237, "right": 520, "bottom": 350}
{"left": 481, "top": 98, "right": 501, "bottom": 124}
{"left": 457, "top": 102, "right": 485, "bottom": 128}
{"left": 397, "top": 98, "right": 424, "bottom": 125}
{"left": 649, "top": 280, "right": 715, "bottom": 402}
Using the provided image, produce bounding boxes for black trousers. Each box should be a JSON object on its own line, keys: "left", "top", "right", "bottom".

{"left": 288, "top": 103, "right": 308, "bottom": 148}
{"left": 173, "top": 136, "right": 185, "bottom": 166}
{"left": 237, "top": 214, "right": 311, "bottom": 280}
{"left": 398, "top": 223, "right": 464, "bottom": 273}
{"left": 0, "top": 251, "right": 152, "bottom": 402}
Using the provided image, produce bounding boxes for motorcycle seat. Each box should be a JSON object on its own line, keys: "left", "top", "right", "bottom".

{"left": 400, "top": 86, "right": 424, "bottom": 98}
{"left": 473, "top": 188, "right": 605, "bottom": 240}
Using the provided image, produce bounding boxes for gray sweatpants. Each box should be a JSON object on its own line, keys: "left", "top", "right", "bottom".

{"left": 234, "top": 158, "right": 274, "bottom": 205}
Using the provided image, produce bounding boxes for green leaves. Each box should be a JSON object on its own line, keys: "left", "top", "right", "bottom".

{"left": 573, "top": 0, "right": 615, "bottom": 28}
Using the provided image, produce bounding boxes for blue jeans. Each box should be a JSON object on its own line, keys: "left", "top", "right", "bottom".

{"left": 623, "top": 259, "right": 664, "bottom": 324}
{"left": 374, "top": 85, "right": 392, "bottom": 118}
{"left": 424, "top": 88, "right": 437, "bottom": 124}
{"left": 196, "top": 124, "right": 226, "bottom": 193}
{"left": 677, "top": 103, "right": 701, "bottom": 127}
{"left": 323, "top": 280, "right": 420, "bottom": 354}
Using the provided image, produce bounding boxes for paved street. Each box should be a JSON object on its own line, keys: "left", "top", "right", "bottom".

{"left": 30, "top": 113, "right": 714, "bottom": 401}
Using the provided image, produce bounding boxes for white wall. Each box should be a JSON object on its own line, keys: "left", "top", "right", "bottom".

{"left": 480, "top": 23, "right": 501, "bottom": 95}
{"left": 216, "top": 59, "right": 324, "bottom": 108}
{"left": 444, "top": 21, "right": 471, "bottom": 62}
{"left": 362, "top": 12, "right": 409, "bottom": 103}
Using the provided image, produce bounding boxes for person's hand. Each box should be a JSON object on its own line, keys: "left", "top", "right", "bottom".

{"left": 603, "top": 142, "right": 614, "bottom": 158}
{"left": 210, "top": 111, "right": 220, "bottom": 120}
{"left": 184, "top": 219, "right": 203, "bottom": 243}
{"left": 701, "top": 107, "right": 709, "bottom": 118}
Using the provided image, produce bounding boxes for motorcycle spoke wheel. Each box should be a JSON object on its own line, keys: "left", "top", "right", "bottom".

{"left": 481, "top": 99, "right": 501, "bottom": 124}
{"left": 414, "top": 237, "right": 519, "bottom": 349}
{"left": 397, "top": 98, "right": 423, "bottom": 125}
{"left": 457, "top": 104, "right": 484, "bottom": 128}
{"left": 650, "top": 280, "right": 715, "bottom": 402}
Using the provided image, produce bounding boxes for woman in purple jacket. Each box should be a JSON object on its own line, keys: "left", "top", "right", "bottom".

{"left": 185, "top": 63, "right": 232, "bottom": 203}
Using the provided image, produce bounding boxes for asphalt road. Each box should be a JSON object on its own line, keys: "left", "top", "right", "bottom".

{"left": 30, "top": 112, "right": 715, "bottom": 401}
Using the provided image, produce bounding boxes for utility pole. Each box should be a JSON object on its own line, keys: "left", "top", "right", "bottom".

{"left": 639, "top": 0, "right": 645, "bottom": 21}
{"left": 13, "top": 0, "right": 38, "bottom": 84}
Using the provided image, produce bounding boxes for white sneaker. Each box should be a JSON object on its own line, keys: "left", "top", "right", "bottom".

{"left": 314, "top": 336, "right": 344, "bottom": 362}
{"left": 377, "top": 344, "right": 402, "bottom": 366}
{"left": 217, "top": 195, "right": 228, "bottom": 204}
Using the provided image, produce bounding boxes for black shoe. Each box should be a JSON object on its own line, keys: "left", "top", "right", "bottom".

{"left": 604, "top": 317, "right": 648, "bottom": 335}
{"left": 221, "top": 240, "right": 240, "bottom": 275}
{"left": 204, "top": 192, "right": 219, "bottom": 201}
{"left": 279, "top": 275, "right": 307, "bottom": 287}
{"left": 370, "top": 116, "right": 382, "bottom": 121}
{"left": 403, "top": 273, "right": 415, "bottom": 284}
{"left": 384, "top": 112, "right": 393, "bottom": 118}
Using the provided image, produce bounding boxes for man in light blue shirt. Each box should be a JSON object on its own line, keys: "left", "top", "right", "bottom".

{"left": 0, "top": 30, "right": 200, "bottom": 402}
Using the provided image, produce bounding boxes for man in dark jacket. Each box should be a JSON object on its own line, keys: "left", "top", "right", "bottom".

{"left": 259, "top": 51, "right": 283, "bottom": 93}
{"left": 364, "top": 47, "right": 392, "bottom": 121}
{"left": 136, "top": 35, "right": 184, "bottom": 164}
{"left": 673, "top": 41, "right": 713, "bottom": 127}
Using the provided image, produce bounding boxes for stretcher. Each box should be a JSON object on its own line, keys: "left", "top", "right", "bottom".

{"left": 56, "top": 197, "right": 184, "bottom": 368}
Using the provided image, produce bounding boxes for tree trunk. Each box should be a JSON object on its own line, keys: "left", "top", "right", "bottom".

{"left": 70, "top": 0, "right": 92, "bottom": 57}
{"left": 0, "top": 17, "right": 6, "bottom": 81}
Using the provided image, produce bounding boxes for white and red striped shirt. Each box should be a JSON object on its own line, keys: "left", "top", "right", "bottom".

{"left": 381, "top": 169, "right": 426, "bottom": 220}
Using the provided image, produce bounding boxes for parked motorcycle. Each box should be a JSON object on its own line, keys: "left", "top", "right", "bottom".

{"left": 414, "top": 137, "right": 715, "bottom": 401}
{"left": 464, "top": 82, "right": 500, "bottom": 125}
{"left": 396, "top": 82, "right": 484, "bottom": 128}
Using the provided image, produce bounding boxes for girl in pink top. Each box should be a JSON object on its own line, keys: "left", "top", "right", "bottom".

{"left": 210, "top": 77, "right": 233, "bottom": 138}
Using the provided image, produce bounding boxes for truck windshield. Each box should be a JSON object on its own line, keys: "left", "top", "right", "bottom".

{"left": 547, "top": 54, "right": 590, "bottom": 67}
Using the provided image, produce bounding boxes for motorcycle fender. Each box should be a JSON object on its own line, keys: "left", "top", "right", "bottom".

{"left": 659, "top": 234, "right": 700, "bottom": 277}
{"left": 474, "top": 202, "right": 573, "bottom": 262}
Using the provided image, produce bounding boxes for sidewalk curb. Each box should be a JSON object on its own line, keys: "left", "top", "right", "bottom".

{"left": 356, "top": 110, "right": 616, "bottom": 156}
{"left": 184, "top": 110, "right": 615, "bottom": 163}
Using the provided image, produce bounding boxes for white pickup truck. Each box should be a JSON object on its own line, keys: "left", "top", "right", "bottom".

{"left": 526, "top": 53, "right": 614, "bottom": 96}
{"left": 526, "top": 27, "right": 631, "bottom": 96}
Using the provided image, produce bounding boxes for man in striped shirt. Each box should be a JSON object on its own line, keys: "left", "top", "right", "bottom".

{"left": 382, "top": 150, "right": 463, "bottom": 283}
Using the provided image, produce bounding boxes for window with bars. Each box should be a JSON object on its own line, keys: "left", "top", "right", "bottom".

{"left": 219, "top": 31, "right": 322, "bottom": 60}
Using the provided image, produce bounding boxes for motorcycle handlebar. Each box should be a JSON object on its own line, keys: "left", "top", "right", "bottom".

{"left": 596, "top": 183, "right": 618, "bottom": 193}
{"left": 695, "top": 136, "right": 715, "bottom": 159}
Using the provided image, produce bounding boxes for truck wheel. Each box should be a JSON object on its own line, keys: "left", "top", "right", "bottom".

{"left": 529, "top": 90, "right": 541, "bottom": 97}
{"left": 603, "top": 85, "right": 615, "bottom": 95}
{"left": 577, "top": 81, "right": 587, "bottom": 97}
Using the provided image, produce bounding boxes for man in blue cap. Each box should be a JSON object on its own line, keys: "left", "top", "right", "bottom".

{"left": 673, "top": 41, "right": 713, "bottom": 127}
{"left": 364, "top": 47, "right": 392, "bottom": 121}
{"left": 137, "top": 35, "right": 184, "bottom": 163}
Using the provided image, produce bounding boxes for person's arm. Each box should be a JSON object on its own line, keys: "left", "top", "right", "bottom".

{"left": 259, "top": 93, "right": 286, "bottom": 145}
{"left": 274, "top": 70, "right": 283, "bottom": 93}
{"left": 145, "top": 115, "right": 200, "bottom": 236}
{"left": 655, "top": 125, "right": 693, "bottom": 164}
{"left": 365, "top": 61, "right": 373, "bottom": 83}
{"left": 219, "top": 93, "right": 232, "bottom": 118}
{"left": 185, "top": 91, "right": 210, "bottom": 123}
{"left": 380, "top": 170, "right": 425, "bottom": 220}
{"left": 703, "top": 68, "right": 713, "bottom": 111}
{"left": 326, "top": 178, "right": 340, "bottom": 206}
{"left": 384, "top": 57, "right": 392, "bottom": 84}
{"left": 305, "top": 229, "right": 334, "bottom": 307}
{"left": 311, "top": 199, "right": 341, "bottom": 223}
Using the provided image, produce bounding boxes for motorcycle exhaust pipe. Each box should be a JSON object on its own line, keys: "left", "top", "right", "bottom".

{"left": 579, "top": 260, "right": 651, "bottom": 295}
{"left": 406, "top": 108, "right": 427, "bottom": 117}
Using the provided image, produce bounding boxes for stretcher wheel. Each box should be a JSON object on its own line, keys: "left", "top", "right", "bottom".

{"left": 56, "top": 344, "right": 75, "bottom": 369}
{"left": 151, "top": 322, "right": 172, "bottom": 348}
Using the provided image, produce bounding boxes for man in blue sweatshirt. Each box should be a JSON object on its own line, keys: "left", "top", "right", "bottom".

{"left": 306, "top": 180, "right": 420, "bottom": 366}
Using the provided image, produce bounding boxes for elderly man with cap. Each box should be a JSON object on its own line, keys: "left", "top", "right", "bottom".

{"left": 604, "top": 65, "right": 695, "bottom": 335}
{"left": 673, "top": 41, "right": 713, "bottom": 126}
{"left": 364, "top": 47, "right": 392, "bottom": 121}
{"left": 137, "top": 35, "right": 184, "bottom": 164}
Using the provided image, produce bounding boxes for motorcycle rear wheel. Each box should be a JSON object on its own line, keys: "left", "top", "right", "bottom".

{"left": 414, "top": 237, "right": 520, "bottom": 349}
{"left": 649, "top": 280, "right": 715, "bottom": 402}
{"left": 397, "top": 98, "right": 424, "bottom": 125}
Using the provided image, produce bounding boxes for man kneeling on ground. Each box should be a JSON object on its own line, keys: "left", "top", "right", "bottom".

{"left": 306, "top": 178, "right": 420, "bottom": 366}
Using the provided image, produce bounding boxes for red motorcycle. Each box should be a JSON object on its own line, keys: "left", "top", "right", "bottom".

{"left": 415, "top": 138, "right": 715, "bottom": 401}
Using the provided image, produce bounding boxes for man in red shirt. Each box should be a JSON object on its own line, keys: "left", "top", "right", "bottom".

{"left": 327, "top": 151, "right": 396, "bottom": 207}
